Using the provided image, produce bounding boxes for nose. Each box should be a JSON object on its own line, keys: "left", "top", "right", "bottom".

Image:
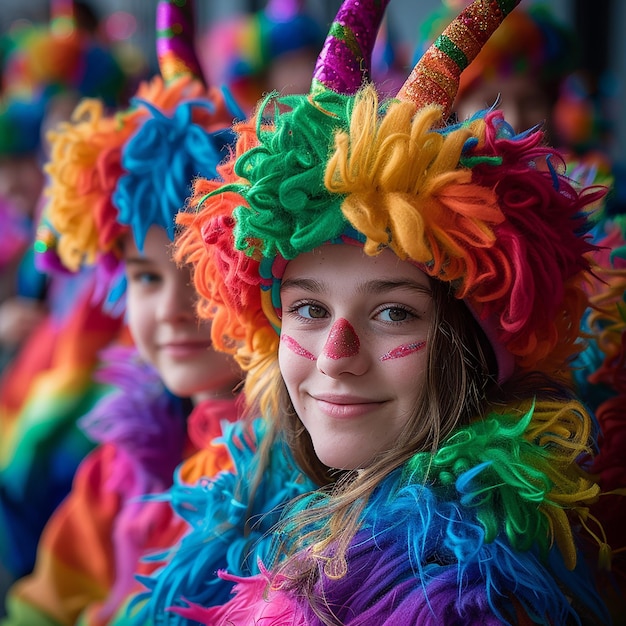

{"left": 316, "top": 318, "right": 369, "bottom": 377}
{"left": 0, "top": 164, "right": 16, "bottom": 198}
{"left": 155, "top": 276, "right": 196, "bottom": 323}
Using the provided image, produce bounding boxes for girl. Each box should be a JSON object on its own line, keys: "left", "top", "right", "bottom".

{"left": 168, "top": 0, "right": 615, "bottom": 623}
{"left": 1, "top": 2, "right": 252, "bottom": 624}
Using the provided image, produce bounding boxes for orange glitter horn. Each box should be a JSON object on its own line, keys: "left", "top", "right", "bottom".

{"left": 397, "top": 0, "right": 521, "bottom": 117}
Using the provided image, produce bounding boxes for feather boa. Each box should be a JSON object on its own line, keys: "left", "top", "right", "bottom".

{"left": 79, "top": 345, "right": 188, "bottom": 482}
{"left": 173, "top": 404, "right": 608, "bottom": 625}
{"left": 79, "top": 344, "right": 188, "bottom": 616}
{"left": 123, "top": 419, "right": 315, "bottom": 625}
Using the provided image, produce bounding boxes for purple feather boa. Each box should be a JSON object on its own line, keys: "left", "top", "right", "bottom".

{"left": 78, "top": 344, "right": 188, "bottom": 617}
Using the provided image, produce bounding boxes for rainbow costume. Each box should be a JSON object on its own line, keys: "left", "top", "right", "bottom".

{"left": 1, "top": 1, "right": 257, "bottom": 624}
{"left": 145, "top": 0, "right": 618, "bottom": 623}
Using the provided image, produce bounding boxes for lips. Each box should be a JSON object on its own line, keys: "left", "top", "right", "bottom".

{"left": 159, "top": 340, "right": 212, "bottom": 358}
{"left": 312, "top": 393, "right": 385, "bottom": 419}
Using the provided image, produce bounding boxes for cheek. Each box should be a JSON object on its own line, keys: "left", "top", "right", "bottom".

{"left": 126, "top": 293, "right": 156, "bottom": 360}
{"left": 281, "top": 334, "right": 316, "bottom": 361}
{"left": 385, "top": 350, "right": 429, "bottom": 398}
{"left": 278, "top": 337, "right": 315, "bottom": 394}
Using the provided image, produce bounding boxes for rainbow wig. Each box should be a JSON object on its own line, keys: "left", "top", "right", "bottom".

{"left": 38, "top": 0, "right": 244, "bottom": 301}
{"left": 177, "top": 0, "right": 604, "bottom": 386}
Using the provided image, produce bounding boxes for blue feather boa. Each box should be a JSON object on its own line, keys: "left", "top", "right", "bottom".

{"left": 124, "top": 419, "right": 315, "bottom": 625}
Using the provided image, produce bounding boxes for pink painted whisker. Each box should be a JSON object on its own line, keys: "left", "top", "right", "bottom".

{"left": 380, "top": 341, "right": 426, "bottom": 362}
{"left": 281, "top": 334, "right": 316, "bottom": 360}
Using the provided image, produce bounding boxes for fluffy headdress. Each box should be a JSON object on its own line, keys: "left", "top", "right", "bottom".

{"left": 176, "top": 0, "right": 605, "bottom": 386}
{"left": 37, "top": 0, "right": 243, "bottom": 291}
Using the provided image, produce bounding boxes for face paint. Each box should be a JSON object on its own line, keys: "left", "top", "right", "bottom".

{"left": 323, "top": 318, "right": 360, "bottom": 360}
{"left": 281, "top": 334, "right": 316, "bottom": 360}
{"left": 380, "top": 341, "right": 426, "bottom": 362}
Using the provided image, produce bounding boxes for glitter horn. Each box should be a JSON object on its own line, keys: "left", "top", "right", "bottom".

{"left": 397, "top": 0, "right": 521, "bottom": 117}
{"left": 311, "top": 0, "right": 391, "bottom": 95}
{"left": 156, "top": 0, "right": 204, "bottom": 84}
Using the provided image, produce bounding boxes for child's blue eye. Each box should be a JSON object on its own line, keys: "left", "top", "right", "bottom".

{"left": 128, "top": 271, "right": 162, "bottom": 285}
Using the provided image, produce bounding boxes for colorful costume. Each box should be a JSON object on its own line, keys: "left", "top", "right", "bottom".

{"left": 158, "top": 0, "right": 618, "bottom": 623}
{"left": 110, "top": 418, "right": 314, "bottom": 626}
{"left": 1, "top": 1, "right": 252, "bottom": 623}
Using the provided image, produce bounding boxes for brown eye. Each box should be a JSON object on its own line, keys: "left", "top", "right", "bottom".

{"left": 302, "top": 304, "right": 326, "bottom": 319}
{"left": 389, "top": 308, "right": 408, "bottom": 321}
{"left": 380, "top": 307, "right": 410, "bottom": 322}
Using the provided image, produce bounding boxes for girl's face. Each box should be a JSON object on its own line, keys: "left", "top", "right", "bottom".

{"left": 0, "top": 155, "right": 45, "bottom": 218}
{"left": 124, "top": 226, "right": 241, "bottom": 402}
{"left": 279, "top": 245, "right": 433, "bottom": 470}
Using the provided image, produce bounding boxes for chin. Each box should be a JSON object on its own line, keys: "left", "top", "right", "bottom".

{"left": 315, "top": 449, "right": 364, "bottom": 472}
{"left": 162, "top": 378, "right": 198, "bottom": 399}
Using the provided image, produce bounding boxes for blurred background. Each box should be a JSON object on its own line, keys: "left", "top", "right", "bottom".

{"left": 1, "top": 0, "right": 624, "bottom": 165}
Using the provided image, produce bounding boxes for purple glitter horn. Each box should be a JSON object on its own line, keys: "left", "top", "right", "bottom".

{"left": 156, "top": 0, "right": 205, "bottom": 84}
{"left": 312, "top": 0, "right": 391, "bottom": 95}
{"left": 397, "top": 0, "right": 521, "bottom": 117}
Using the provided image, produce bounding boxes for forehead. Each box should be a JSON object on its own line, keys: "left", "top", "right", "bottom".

{"left": 281, "top": 244, "right": 430, "bottom": 288}
{"left": 121, "top": 225, "right": 171, "bottom": 261}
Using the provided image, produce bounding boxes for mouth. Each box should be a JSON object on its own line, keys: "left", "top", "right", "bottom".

{"left": 312, "top": 394, "right": 386, "bottom": 419}
{"left": 159, "top": 340, "right": 212, "bottom": 357}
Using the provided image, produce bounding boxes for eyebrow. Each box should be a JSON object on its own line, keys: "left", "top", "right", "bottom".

{"left": 280, "top": 278, "right": 324, "bottom": 293}
{"left": 356, "top": 279, "right": 432, "bottom": 296}
{"left": 123, "top": 256, "right": 154, "bottom": 267}
{"left": 280, "top": 277, "right": 432, "bottom": 296}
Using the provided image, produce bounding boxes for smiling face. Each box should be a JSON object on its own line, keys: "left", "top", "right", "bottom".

{"left": 124, "top": 225, "right": 241, "bottom": 402}
{"left": 278, "top": 244, "right": 433, "bottom": 470}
